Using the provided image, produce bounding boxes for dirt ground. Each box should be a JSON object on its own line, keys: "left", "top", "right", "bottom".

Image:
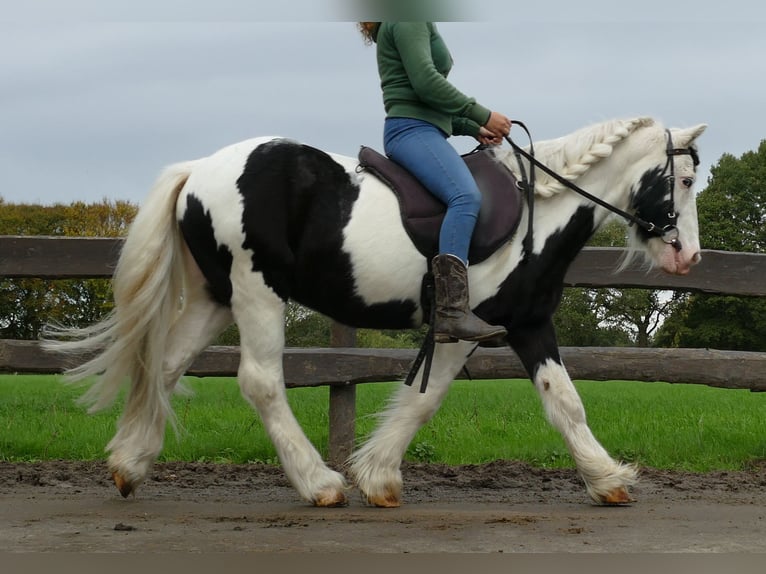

{"left": 1, "top": 459, "right": 765, "bottom": 553}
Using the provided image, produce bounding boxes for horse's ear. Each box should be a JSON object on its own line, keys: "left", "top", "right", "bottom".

{"left": 675, "top": 124, "right": 708, "bottom": 147}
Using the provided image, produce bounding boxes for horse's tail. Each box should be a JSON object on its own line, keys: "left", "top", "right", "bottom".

{"left": 43, "top": 160, "right": 197, "bottom": 420}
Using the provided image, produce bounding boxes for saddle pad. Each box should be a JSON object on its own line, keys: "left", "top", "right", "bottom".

{"left": 358, "top": 146, "right": 523, "bottom": 264}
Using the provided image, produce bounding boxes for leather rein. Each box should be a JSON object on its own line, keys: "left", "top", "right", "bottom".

{"left": 504, "top": 121, "right": 699, "bottom": 259}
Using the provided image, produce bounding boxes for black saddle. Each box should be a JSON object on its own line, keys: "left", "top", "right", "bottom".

{"left": 358, "top": 146, "right": 523, "bottom": 264}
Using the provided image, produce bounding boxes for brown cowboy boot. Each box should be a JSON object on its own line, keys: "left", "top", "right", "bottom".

{"left": 431, "top": 254, "right": 507, "bottom": 344}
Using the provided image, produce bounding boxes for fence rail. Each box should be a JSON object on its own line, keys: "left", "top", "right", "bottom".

{"left": 2, "top": 339, "right": 764, "bottom": 392}
{"left": 2, "top": 235, "right": 766, "bottom": 462}
{"left": 3, "top": 235, "right": 766, "bottom": 296}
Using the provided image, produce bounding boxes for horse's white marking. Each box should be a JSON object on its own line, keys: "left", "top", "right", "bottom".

{"left": 337, "top": 159, "right": 425, "bottom": 311}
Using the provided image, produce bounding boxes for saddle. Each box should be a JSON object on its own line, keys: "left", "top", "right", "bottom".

{"left": 357, "top": 146, "right": 523, "bottom": 265}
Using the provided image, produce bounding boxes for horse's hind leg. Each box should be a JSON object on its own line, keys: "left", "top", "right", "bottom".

{"left": 232, "top": 276, "right": 347, "bottom": 507}
{"left": 109, "top": 279, "right": 232, "bottom": 497}
{"left": 349, "top": 341, "right": 475, "bottom": 507}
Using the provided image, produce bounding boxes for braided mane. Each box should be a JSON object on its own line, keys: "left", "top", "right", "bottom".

{"left": 496, "top": 117, "right": 656, "bottom": 197}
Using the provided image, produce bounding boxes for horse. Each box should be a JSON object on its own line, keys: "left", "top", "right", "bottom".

{"left": 44, "top": 116, "right": 706, "bottom": 508}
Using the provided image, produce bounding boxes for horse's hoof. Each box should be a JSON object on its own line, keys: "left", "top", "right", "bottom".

{"left": 370, "top": 497, "right": 400, "bottom": 508}
{"left": 112, "top": 471, "right": 134, "bottom": 498}
{"left": 313, "top": 490, "right": 348, "bottom": 508}
{"left": 364, "top": 489, "right": 401, "bottom": 508}
{"left": 600, "top": 486, "right": 634, "bottom": 505}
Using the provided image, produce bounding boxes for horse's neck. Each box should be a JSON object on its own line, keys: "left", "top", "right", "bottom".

{"left": 533, "top": 127, "right": 642, "bottom": 223}
{"left": 562, "top": 159, "right": 633, "bottom": 217}
{"left": 515, "top": 143, "right": 638, "bottom": 264}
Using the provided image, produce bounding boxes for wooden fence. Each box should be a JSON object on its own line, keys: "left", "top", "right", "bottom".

{"left": 2, "top": 235, "right": 766, "bottom": 462}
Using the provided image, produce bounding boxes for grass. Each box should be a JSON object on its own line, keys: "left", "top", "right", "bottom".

{"left": 1, "top": 374, "right": 765, "bottom": 472}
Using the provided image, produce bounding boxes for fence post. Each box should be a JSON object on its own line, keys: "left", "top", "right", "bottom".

{"left": 328, "top": 322, "right": 357, "bottom": 467}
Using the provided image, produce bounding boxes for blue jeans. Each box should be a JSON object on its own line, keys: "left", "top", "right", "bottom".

{"left": 384, "top": 117, "right": 481, "bottom": 264}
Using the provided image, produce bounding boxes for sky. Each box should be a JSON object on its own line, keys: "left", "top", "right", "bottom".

{"left": 1, "top": 1, "right": 765, "bottom": 206}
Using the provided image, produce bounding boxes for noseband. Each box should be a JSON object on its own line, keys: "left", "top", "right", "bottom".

{"left": 505, "top": 123, "right": 699, "bottom": 258}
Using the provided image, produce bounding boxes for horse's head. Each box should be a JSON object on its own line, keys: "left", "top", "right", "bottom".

{"left": 627, "top": 123, "right": 707, "bottom": 275}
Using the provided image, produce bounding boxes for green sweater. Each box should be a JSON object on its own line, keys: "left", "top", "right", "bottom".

{"left": 373, "top": 22, "right": 491, "bottom": 138}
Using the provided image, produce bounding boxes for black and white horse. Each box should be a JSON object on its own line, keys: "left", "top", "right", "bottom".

{"left": 47, "top": 117, "right": 706, "bottom": 507}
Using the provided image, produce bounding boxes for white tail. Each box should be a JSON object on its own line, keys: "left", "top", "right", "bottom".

{"left": 43, "top": 161, "right": 196, "bottom": 428}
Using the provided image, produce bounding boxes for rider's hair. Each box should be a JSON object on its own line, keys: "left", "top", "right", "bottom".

{"left": 357, "top": 22, "right": 378, "bottom": 45}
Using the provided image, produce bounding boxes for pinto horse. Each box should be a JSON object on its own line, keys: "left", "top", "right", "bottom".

{"left": 45, "top": 117, "right": 706, "bottom": 507}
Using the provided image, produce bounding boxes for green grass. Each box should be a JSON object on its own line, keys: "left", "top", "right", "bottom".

{"left": 1, "top": 375, "right": 765, "bottom": 471}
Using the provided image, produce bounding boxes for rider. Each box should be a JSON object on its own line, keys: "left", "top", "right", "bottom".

{"left": 359, "top": 22, "right": 511, "bottom": 343}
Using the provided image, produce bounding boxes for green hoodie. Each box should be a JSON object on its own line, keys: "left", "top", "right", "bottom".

{"left": 373, "top": 22, "right": 491, "bottom": 138}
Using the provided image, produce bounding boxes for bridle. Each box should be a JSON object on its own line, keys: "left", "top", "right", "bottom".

{"left": 660, "top": 129, "right": 700, "bottom": 251}
{"left": 504, "top": 121, "right": 700, "bottom": 259}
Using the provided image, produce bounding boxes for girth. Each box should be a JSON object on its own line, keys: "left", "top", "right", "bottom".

{"left": 357, "top": 146, "right": 523, "bottom": 265}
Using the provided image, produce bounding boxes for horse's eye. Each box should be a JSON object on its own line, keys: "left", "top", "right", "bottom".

{"left": 681, "top": 177, "right": 694, "bottom": 188}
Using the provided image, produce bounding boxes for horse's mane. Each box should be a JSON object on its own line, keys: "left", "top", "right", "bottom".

{"left": 496, "top": 117, "right": 656, "bottom": 197}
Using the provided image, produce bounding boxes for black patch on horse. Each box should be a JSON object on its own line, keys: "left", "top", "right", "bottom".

{"left": 179, "top": 193, "right": 234, "bottom": 306}
{"left": 236, "top": 139, "right": 419, "bottom": 329}
{"left": 630, "top": 167, "right": 675, "bottom": 244}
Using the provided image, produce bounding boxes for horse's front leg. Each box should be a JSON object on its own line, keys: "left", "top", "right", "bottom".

{"left": 510, "top": 322, "right": 637, "bottom": 504}
{"left": 348, "top": 341, "right": 476, "bottom": 507}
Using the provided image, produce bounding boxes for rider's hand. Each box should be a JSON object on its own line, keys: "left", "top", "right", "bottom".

{"left": 483, "top": 111, "right": 512, "bottom": 138}
{"left": 477, "top": 126, "right": 502, "bottom": 146}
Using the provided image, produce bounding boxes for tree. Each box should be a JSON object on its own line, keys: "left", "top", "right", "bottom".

{"left": 655, "top": 295, "right": 766, "bottom": 350}
{"left": 285, "top": 303, "right": 332, "bottom": 347}
{"left": 0, "top": 199, "right": 137, "bottom": 339}
{"left": 655, "top": 141, "right": 766, "bottom": 351}
{"left": 554, "top": 287, "right": 633, "bottom": 346}
{"left": 696, "top": 142, "right": 766, "bottom": 253}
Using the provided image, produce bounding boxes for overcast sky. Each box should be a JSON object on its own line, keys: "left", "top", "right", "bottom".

{"left": 2, "top": 2, "right": 764, "bottom": 205}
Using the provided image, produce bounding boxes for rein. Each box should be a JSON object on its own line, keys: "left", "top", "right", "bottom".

{"left": 505, "top": 121, "right": 697, "bottom": 256}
